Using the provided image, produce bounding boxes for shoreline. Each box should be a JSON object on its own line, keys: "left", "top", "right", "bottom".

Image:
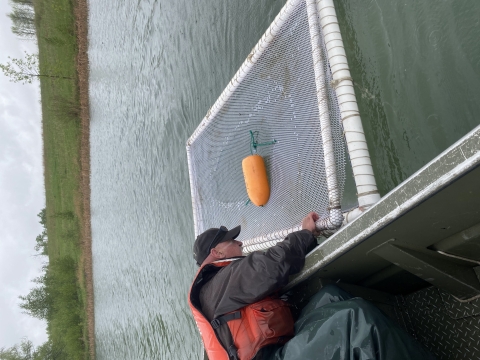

{"left": 73, "top": 0, "right": 95, "bottom": 358}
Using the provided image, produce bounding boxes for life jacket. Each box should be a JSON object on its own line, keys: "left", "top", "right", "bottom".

{"left": 188, "top": 259, "right": 294, "bottom": 360}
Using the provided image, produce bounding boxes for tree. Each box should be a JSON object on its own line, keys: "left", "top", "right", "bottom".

{"left": 18, "top": 282, "right": 50, "bottom": 320}
{"left": 8, "top": 6, "right": 34, "bottom": 26}
{"left": 18, "top": 264, "right": 51, "bottom": 321}
{"left": 37, "top": 208, "right": 46, "bottom": 227}
{"left": 20, "top": 208, "right": 51, "bottom": 317}
{"left": 10, "top": 0, "right": 34, "bottom": 6}
{"left": 34, "top": 209, "right": 48, "bottom": 256}
{"left": 0, "top": 338, "right": 34, "bottom": 360}
{"left": 34, "top": 232, "right": 48, "bottom": 255}
{"left": 0, "top": 339, "right": 65, "bottom": 360}
{"left": 0, "top": 52, "right": 72, "bottom": 84}
{"left": 8, "top": 3, "right": 36, "bottom": 39}
{"left": 18, "top": 256, "right": 78, "bottom": 321}
{"left": 32, "top": 340, "right": 66, "bottom": 360}
{"left": 11, "top": 24, "right": 36, "bottom": 39}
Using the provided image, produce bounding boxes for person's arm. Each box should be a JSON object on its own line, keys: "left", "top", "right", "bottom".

{"left": 214, "top": 213, "right": 319, "bottom": 316}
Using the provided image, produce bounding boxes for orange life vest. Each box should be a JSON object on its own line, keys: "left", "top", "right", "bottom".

{"left": 188, "top": 259, "right": 294, "bottom": 360}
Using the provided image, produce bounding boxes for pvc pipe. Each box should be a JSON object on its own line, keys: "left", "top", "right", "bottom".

{"left": 342, "top": 206, "right": 364, "bottom": 225}
{"left": 317, "top": 0, "right": 380, "bottom": 207}
{"left": 241, "top": 225, "right": 303, "bottom": 254}
{"left": 186, "top": 146, "right": 202, "bottom": 236}
{"left": 241, "top": 207, "right": 359, "bottom": 254}
{"left": 306, "top": 0, "right": 343, "bottom": 233}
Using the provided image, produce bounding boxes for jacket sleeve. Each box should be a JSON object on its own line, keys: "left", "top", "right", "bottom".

{"left": 214, "top": 229, "right": 317, "bottom": 316}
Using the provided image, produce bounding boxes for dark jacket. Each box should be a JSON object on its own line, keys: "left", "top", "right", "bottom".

{"left": 197, "top": 229, "right": 316, "bottom": 359}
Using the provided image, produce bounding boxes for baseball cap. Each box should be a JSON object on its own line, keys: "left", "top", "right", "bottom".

{"left": 193, "top": 225, "right": 241, "bottom": 266}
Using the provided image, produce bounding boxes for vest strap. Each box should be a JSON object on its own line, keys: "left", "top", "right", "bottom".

{"left": 211, "top": 311, "right": 242, "bottom": 330}
{"left": 228, "top": 344, "right": 239, "bottom": 360}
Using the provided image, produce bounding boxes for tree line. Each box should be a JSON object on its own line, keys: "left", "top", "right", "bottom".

{"left": 0, "top": 209, "right": 83, "bottom": 360}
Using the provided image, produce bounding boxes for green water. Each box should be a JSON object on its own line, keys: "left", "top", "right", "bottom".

{"left": 337, "top": 0, "right": 479, "bottom": 195}
{"left": 88, "top": 0, "right": 480, "bottom": 358}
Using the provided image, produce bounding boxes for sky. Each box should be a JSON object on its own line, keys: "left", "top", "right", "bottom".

{"left": 0, "top": 0, "right": 48, "bottom": 349}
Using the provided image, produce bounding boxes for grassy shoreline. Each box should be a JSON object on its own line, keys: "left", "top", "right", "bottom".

{"left": 35, "top": 0, "right": 94, "bottom": 357}
{"left": 74, "top": 0, "right": 95, "bottom": 358}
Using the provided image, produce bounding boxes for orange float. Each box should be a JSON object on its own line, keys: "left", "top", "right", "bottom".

{"left": 242, "top": 154, "right": 270, "bottom": 206}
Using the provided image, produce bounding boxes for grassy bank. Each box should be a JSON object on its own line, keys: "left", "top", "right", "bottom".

{"left": 34, "top": 0, "right": 93, "bottom": 358}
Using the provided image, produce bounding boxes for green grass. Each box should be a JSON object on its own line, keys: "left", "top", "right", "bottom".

{"left": 34, "top": 0, "right": 89, "bottom": 358}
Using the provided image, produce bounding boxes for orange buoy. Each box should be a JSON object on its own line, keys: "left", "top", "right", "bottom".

{"left": 242, "top": 154, "right": 270, "bottom": 206}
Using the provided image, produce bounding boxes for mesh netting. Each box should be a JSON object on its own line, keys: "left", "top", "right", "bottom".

{"left": 187, "top": 0, "right": 346, "bottom": 242}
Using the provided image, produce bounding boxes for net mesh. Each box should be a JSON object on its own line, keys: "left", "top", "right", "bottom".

{"left": 187, "top": 0, "right": 346, "bottom": 242}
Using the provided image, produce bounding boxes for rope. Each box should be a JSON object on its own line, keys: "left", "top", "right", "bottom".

{"left": 330, "top": 76, "right": 353, "bottom": 89}
{"left": 249, "top": 130, "right": 277, "bottom": 155}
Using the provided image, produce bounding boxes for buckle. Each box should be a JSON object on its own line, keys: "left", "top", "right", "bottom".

{"left": 211, "top": 318, "right": 221, "bottom": 330}
{"left": 228, "top": 345, "right": 239, "bottom": 360}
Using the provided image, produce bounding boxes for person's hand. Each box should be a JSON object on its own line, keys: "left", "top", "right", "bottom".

{"left": 302, "top": 212, "right": 320, "bottom": 236}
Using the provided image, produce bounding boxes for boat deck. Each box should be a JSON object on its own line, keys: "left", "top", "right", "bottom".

{"left": 288, "top": 280, "right": 480, "bottom": 359}
{"left": 285, "top": 126, "right": 480, "bottom": 359}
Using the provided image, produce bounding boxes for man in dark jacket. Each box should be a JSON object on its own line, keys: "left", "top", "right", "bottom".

{"left": 194, "top": 212, "right": 319, "bottom": 318}
{"left": 192, "top": 212, "right": 319, "bottom": 359}
{"left": 191, "top": 212, "right": 436, "bottom": 360}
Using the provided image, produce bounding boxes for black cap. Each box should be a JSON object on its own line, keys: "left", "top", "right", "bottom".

{"left": 193, "top": 225, "right": 241, "bottom": 266}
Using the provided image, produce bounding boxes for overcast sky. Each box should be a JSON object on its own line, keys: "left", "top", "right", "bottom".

{"left": 0, "top": 0, "right": 48, "bottom": 349}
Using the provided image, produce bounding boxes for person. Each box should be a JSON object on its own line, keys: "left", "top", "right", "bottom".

{"left": 188, "top": 212, "right": 436, "bottom": 360}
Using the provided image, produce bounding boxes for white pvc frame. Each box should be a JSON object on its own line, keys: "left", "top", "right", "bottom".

{"left": 187, "top": 0, "right": 381, "bottom": 253}
{"left": 317, "top": 0, "right": 380, "bottom": 208}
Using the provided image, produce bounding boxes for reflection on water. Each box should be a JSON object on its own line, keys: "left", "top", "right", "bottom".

{"left": 88, "top": 0, "right": 480, "bottom": 358}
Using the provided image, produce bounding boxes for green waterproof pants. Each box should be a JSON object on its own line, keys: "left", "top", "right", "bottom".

{"left": 261, "top": 285, "right": 436, "bottom": 360}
